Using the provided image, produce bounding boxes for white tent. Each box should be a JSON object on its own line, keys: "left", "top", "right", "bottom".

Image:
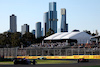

{"left": 44, "top": 32, "right": 92, "bottom": 44}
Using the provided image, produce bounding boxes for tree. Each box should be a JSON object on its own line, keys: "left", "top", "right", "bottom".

{"left": 0, "top": 32, "right": 37, "bottom": 47}
{"left": 11, "top": 32, "right": 21, "bottom": 47}
{"left": 46, "top": 28, "right": 54, "bottom": 37}
{"left": 0, "top": 32, "right": 13, "bottom": 47}
{"left": 0, "top": 34, "right": 6, "bottom": 47}
{"left": 92, "top": 33, "right": 96, "bottom": 36}
{"left": 3, "top": 32, "right": 12, "bottom": 46}
{"left": 21, "top": 32, "right": 35, "bottom": 47}
{"left": 35, "top": 36, "right": 45, "bottom": 43}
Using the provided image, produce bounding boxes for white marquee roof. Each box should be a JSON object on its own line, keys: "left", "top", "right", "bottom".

{"left": 53, "top": 32, "right": 69, "bottom": 40}
{"left": 44, "top": 33, "right": 61, "bottom": 40}
{"left": 44, "top": 32, "right": 92, "bottom": 44}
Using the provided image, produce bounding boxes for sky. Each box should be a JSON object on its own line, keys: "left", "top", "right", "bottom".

{"left": 0, "top": 0, "right": 100, "bottom": 34}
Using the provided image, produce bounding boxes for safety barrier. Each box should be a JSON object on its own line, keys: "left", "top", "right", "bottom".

{"left": 17, "top": 55, "right": 100, "bottom": 59}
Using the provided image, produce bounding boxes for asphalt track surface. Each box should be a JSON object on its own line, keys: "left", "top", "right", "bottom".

{"left": 0, "top": 60, "right": 100, "bottom": 67}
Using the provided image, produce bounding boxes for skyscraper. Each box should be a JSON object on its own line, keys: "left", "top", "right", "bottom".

{"left": 43, "top": 12, "right": 49, "bottom": 36}
{"left": 32, "top": 30, "right": 35, "bottom": 35}
{"left": 48, "top": 2, "right": 57, "bottom": 33}
{"left": 66, "top": 24, "right": 68, "bottom": 32}
{"left": 60, "top": 8, "right": 68, "bottom": 32}
{"left": 41, "top": 28, "right": 43, "bottom": 36}
{"left": 43, "top": 2, "right": 58, "bottom": 36}
{"left": 35, "top": 22, "right": 41, "bottom": 38}
{"left": 21, "top": 24, "right": 29, "bottom": 35}
{"left": 10, "top": 14, "right": 17, "bottom": 33}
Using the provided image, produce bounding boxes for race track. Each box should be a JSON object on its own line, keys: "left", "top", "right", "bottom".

{"left": 0, "top": 60, "right": 100, "bottom": 67}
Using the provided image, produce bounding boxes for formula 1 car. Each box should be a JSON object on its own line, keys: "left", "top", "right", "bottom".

{"left": 37, "top": 57, "right": 46, "bottom": 60}
{"left": 78, "top": 58, "right": 89, "bottom": 63}
{"left": 13, "top": 58, "right": 33, "bottom": 65}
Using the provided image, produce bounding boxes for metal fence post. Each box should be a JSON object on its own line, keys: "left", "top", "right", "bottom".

{"left": 99, "top": 49, "right": 100, "bottom": 55}
{"left": 84, "top": 48, "right": 85, "bottom": 55}
{"left": 92, "top": 48, "right": 93, "bottom": 55}
{"left": 60, "top": 49, "right": 61, "bottom": 56}
{"left": 72, "top": 49, "right": 73, "bottom": 55}
{"left": 78, "top": 48, "right": 79, "bottom": 55}
{"left": 66, "top": 49, "right": 67, "bottom": 56}
{"left": 3, "top": 48, "right": 4, "bottom": 57}
{"left": 30, "top": 49, "right": 31, "bottom": 56}
{"left": 15, "top": 48, "right": 18, "bottom": 58}
{"left": 54, "top": 49, "right": 55, "bottom": 56}
{"left": 36, "top": 50, "right": 37, "bottom": 56}
{"left": 42, "top": 50, "right": 43, "bottom": 56}
{"left": 48, "top": 49, "right": 49, "bottom": 56}
{"left": 8, "top": 48, "right": 9, "bottom": 57}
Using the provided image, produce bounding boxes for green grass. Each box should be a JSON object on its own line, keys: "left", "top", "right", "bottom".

{"left": 0, "top": 61, "right": 13, "bottom": 65}
{"left": 36, "top": 60, "right": 77, "bottom": 64}
{"left": 0, "top": 60, "right": 77, "bottom": 65}
{"left": 80, "top": 65, "right": 100, "bottom": 67}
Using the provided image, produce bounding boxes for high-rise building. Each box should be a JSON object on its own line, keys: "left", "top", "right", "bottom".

{"left": 60, "top": 8, "right": 68, "bottom": 32}
{"left": 43, "top": 2, "right": 58, "bottom": 36}
{"left": 41, "top": 28, "right": 43, "bottom": 36}
{"left": 43, "top": 12, "right": 49, "bottom": 36}
{"left": 21, "top": 24, "right": 29, "bottom": 35}
{"left": 48, "top": 2, "right": 57, "bottom": 33}
{"left": 35, "top": 22, "right": 41, "bottom": 38}
{"left": 66, "top": 24, "right": 68, "bottom": 32}
{"left": 10, "top": 14, "right": 17, "bottom": 33}
{"left": 32, "top": 30, "right": 35, "bottom": 35}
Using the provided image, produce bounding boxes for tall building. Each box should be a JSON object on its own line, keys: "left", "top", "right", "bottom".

{"left": 43, "top": 2, "right": 58, "bottom": 36}
{"left": 21, "top": 24, "right": 29, "bottom": 35}
{"left": 35, "top": 22, "right": 41, "bottom": 38}
{"left": 10, "top": 14, "right": 17, "bottom": 33}
{"left": 41, "top": 28, "right": 43, "bottom": 36}
{"left": 32, "top": 30, "right": 35, "bottom": 35}
{"left": 66, "top": 24, "right": 68, "bottom": 32}
{"left": 43, "top": 12, "right": 49, "bottom": 36}
{"left": 48, "top": 2, "right": 57, "bottom": 33}
{"left": 60, "top": 8, "right": 68, "bottom": 32}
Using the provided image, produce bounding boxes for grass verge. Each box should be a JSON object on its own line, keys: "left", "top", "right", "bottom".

{"left": 36, "top": 60, "right": 77, "bottom": 64}
{"left": 0, "top": 61, "right": 13, "bottom": 65}
{"left": 80, "top": 66, "right": 100, "bottom": 67}
{"left": 0, "top": 60, "right": 77, "bottom": 65}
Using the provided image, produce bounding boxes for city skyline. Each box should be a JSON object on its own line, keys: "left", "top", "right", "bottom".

{"left": 0, "top": 0, "right": 100, "bottom": 34}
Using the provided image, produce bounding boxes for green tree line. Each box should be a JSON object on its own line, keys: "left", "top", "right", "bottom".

{"left": 0, "top": 32, "right": 43, "bottom": 48}
{"left": 0, "top": 28, "right": 55, "bottom": 48}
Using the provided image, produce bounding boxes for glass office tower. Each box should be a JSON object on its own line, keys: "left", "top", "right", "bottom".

{"left": 48, "top": 2, "right": 57, "bottom": 33}
{"left": 61, "top": 8, "right": 68, "bottom": 32}
{"left": 10, "top": 14, "right": 17, "bottom": 33}
{"left": 49, "top": 2, "right": 56, "bottom": 11}
{"left": 32, "top": 30, "right": 35, "bottom": 35}
{"left": 35, "top": 22, "right": 41, "bottom": 38}
{"left": 43, "top": 12, "right": 48, "bottom": 36}
{"left": 21, "top": 24, "right": 29, "bottom": 35}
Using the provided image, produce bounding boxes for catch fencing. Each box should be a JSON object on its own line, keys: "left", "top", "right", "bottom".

{"left": 0, "top": 47, "right": 100, "bottom": 58}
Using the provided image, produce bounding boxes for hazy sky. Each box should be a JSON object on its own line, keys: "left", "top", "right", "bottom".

{"left": 0, "top": 0, "right": 100, "bottom": 33}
